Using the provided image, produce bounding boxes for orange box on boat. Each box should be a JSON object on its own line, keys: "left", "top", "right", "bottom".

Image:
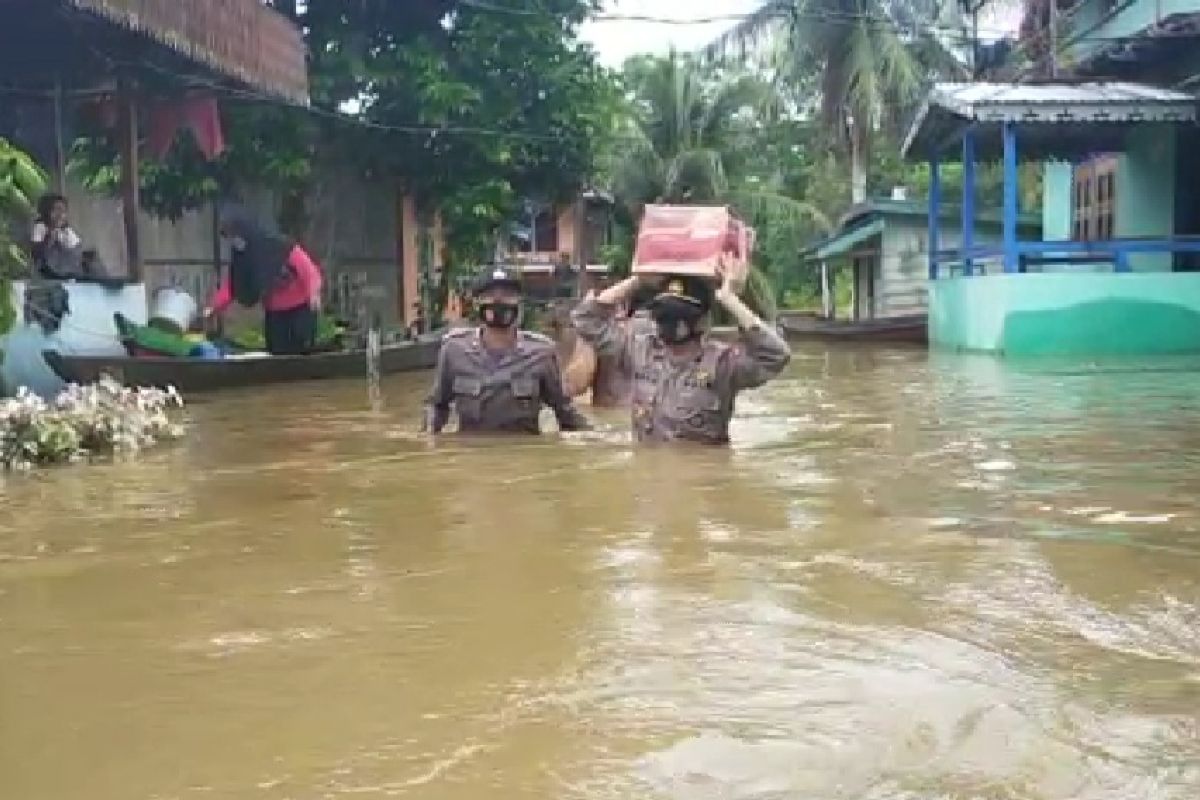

{"left": 632, "top": 205, "right": 753, "bottom": 284}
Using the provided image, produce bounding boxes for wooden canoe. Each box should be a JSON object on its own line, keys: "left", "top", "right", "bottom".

{"left": 42, "top": 335, "right": 442, "bottom": 393}
{"left": 778, "top": 313, "right": 928, "bottom": 344}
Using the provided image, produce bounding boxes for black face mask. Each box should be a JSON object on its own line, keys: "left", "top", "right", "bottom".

{"left": 479, "top": 302, "right": 520, "bottom": 329}
{"left": 653, "top": 310, "right": 703, "bottom": 345}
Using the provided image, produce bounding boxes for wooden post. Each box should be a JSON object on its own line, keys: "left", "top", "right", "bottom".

{"left": 366, "top": 311, "right": 382, "bottom": 411}
{"left": 848, "top": 260, "right": 857, "bottom": 322}
{"left": 53, "top": 76, "right": 66, "bottom": 195}
{"left": 573, "top": 194, "right": 586, "bottom": 298}
{"left": 820, "top": 260, "right": 831, "bottom": 319}
{"left": 1002, "top": 122, "right": 1019, "bottom": 274}
{"left": 1048, "top": 0, "right": 1059, "bottom": 78}
{"left": 961, "top": 129, "right": 976, "bottom": 277}
{"left": 928, "top": 153, "right": 940, "bottom": 281}
{"left": 118, "top": 78, "right": 141, "bottom": 281}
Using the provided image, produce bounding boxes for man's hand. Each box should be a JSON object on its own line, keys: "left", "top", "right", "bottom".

{"left": 713, "top": 257, "right": 761, "bottom": 330}
{"left": 714, "top": 256, "right": 744, "bottom": 308}
{"left": 595, "top": 275, "right": 643, "bottom": 307}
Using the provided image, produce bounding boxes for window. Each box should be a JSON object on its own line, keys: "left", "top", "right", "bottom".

{"left": 1073, "top": 156, "right": 1117, "bottom": 241}
{"left": 533, "top": 209, "right": 559, "bottom": 253}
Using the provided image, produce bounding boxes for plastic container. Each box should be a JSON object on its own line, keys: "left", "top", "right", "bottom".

{"left": 149, "top": 288, "right": 198, "bottom": 334}
{"left": 188, "top": 341, "right": 224, "bottom": 360}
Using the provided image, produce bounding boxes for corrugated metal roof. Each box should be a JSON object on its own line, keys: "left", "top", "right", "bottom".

{"left": 802, "top": 200, "right": 1041, "bottom": 261}
{"left": 67, "top": 0, "right": 308, "bottom": 105}
{"left": 926, "top": 81, "right": 1191, "bottom": 113}
{"left": 813, "top": 219, "right": 884, "bottom": 260}
{"left": 902, "top": 81, "right": 1194, "bottom": 160}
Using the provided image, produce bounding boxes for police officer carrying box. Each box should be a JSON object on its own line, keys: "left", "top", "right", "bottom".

{"left": 571, "top": 261, "right": 791, "bottom": 445}
{"left": 424, "top": 266, "right": 592, "bottom": 435}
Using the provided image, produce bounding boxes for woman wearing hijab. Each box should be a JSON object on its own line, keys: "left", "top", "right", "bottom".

{"left": 204, "top": 208, "right": 324, "bottom": 356}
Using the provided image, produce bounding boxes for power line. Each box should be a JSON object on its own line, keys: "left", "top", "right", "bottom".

{"left": 43, "top": 1, "right": 1194, "bottom": 151}
{"left": 459, "top": 0, "right": 1018, "bottom": 38}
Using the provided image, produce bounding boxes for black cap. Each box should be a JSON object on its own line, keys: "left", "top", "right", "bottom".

{"left": 648, "top": 275, "right": 714, "bottom": 314}
{"left": 471, "top": 265, "right": 523, "bottom": 296}
{"left": 628, "top": 281, "right": 661, "bottom": 313}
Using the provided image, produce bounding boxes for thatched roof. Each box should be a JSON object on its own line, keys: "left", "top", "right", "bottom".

{"left": 66, "top": 0, "right": 308, "bottom": 104}
{"left": 0, "top": 0, "right": 307, "bottom": 105}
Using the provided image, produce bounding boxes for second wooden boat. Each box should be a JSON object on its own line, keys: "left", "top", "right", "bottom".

{"left": 778, "top": 313, "right": 928, "bottom": 344}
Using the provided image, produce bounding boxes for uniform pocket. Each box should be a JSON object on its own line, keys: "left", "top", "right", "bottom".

{"left": 452, "top": 376, "right": 484, "bottom": 426}
{"left": 453, "top": 376, "right": 483, "bottom": 397}
{"left": 672, "top": 387, "right": 726, "bottom": 440}
{"left": 676, "top": 388, "right": 721, "bottom": 412}
{"left": 510, "top": 377, "right": 538, "bottom": 398}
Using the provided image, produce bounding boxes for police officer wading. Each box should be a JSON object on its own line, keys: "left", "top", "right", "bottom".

{"left": 424, "top": 267, "right": 592, "bottom": 434}
{"left": 571, "top": 264, "right": 791, "bottom": 445}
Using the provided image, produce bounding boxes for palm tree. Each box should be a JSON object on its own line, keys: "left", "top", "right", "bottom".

{"left": 707, "top": 0, "right": 967, "bottom": 204}
{"left": 603, "top": 51, "right": 831, "bottom": 320}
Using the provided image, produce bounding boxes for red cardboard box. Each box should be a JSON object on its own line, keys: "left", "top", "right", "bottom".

{"left": 632, "top": 205, "right": 753, "bottom": 284}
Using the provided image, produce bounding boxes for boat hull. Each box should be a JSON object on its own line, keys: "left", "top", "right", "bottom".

{"left": 43, "top": 336, "right": 443, "bottom": 393}
{"left": 778, "top": 313, "right": 928, "bottom": 345}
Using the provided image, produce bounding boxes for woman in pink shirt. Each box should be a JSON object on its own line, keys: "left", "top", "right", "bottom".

{"left": 204, "top": 208, "right": 324, "bottom": 355}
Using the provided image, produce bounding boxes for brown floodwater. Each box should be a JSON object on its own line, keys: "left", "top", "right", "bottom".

{"left": 2, "top": 344, "right": 1199, "bottom": 800}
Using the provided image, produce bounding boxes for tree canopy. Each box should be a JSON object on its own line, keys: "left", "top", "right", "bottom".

{"left": 63, "top": 0, "right": 1040, "bottom": 316}
{"left": 71, "top": 0, "right": 618, "bottom": 264}
{"left": 707, "top": 0, "right": 968, "bottom": 203}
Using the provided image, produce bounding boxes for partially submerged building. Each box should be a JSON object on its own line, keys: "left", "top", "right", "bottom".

{"left": 802, "top": 196, "right": 1040, "bottom": 322}
{"left": 903, "top": 81, "right": 1200, "bottom": 356}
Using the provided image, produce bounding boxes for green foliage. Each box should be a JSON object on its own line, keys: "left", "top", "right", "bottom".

{"left": 226, "top": 312, "right": 346, "bottom": 352}
{"left": 0, "top": 139, "right": 48, "bottom": 342}
{"left": 0, "top": 138, "right": 48, "bottom": 217}
{"left": 358, "top": 0, "right": 616, "bottom": 310}
{"left": 0, "top": 137, "right": 48, "bottom": 273}
{"left": 68, "top": 0, "right": 617, "bottom": 333}
{"left": 707, "top": 0, "right": 968, "bottom": 202}
{"left": 70, "top": 105, "right": 314, "bottom": 225}
{"left": 602, "top": 52, "right": 830, "bottom": 320}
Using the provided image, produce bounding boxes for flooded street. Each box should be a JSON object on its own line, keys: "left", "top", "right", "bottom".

{"left": 2, "top": 343, "right": 1199, "bottom": 799}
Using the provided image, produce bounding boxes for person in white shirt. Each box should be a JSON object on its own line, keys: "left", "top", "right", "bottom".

{"left": 31, "top": 193, "right": 89, "bottom": 279}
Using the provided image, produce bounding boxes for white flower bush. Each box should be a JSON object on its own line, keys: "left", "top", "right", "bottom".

{"left": 1, "top": 377, "right": 184, "bottom": 470}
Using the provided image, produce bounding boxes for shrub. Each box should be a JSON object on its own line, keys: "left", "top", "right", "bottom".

{"left": 1, "top": 378, "right": 185, "bottom": 471}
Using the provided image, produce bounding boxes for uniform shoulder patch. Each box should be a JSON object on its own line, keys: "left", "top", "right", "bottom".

{"left": 519, "top": 330, "right": 554, "bottom": 346}
{"left": 441, "top": 327, "right": 476, "bottom": 353}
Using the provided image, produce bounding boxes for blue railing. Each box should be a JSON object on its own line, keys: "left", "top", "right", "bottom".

{"left": 930, "top": 237, "right": 1200, "bottom": 279}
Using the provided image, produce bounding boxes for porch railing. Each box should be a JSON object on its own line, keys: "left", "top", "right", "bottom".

{"left": 930, "top": 237, "right": 1200, "bottom": 279}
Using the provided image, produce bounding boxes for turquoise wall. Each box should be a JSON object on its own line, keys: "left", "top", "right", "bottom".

{"left": 1039, "top": 126, "right": 1177, "bottom": 272}
{"left": 1117, "top": 126, "right": 1176, "bottom": 272}
{"left": 1042, "top": 161, "right": 1073, "bottom": 241}
{"left": 929, "top": 273, "right": 1200, "bottom": 356}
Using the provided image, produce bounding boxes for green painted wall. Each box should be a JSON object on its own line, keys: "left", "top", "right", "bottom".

{"left": 929, "top": 273, "right": 1200, "bottom": 356}
{"left": 1039, "top": 127, "right": 1177, "bottom": 272}
{"left": 1117, "top": 126, "right": 1176, "bottom": 272}
{"left": 1042, "top": 161, "right": 1073, "bottom": 241}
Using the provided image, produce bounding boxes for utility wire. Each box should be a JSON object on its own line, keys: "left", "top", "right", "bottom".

{"left": 34, "top": 0, "right": 1184, "bottom": 151}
